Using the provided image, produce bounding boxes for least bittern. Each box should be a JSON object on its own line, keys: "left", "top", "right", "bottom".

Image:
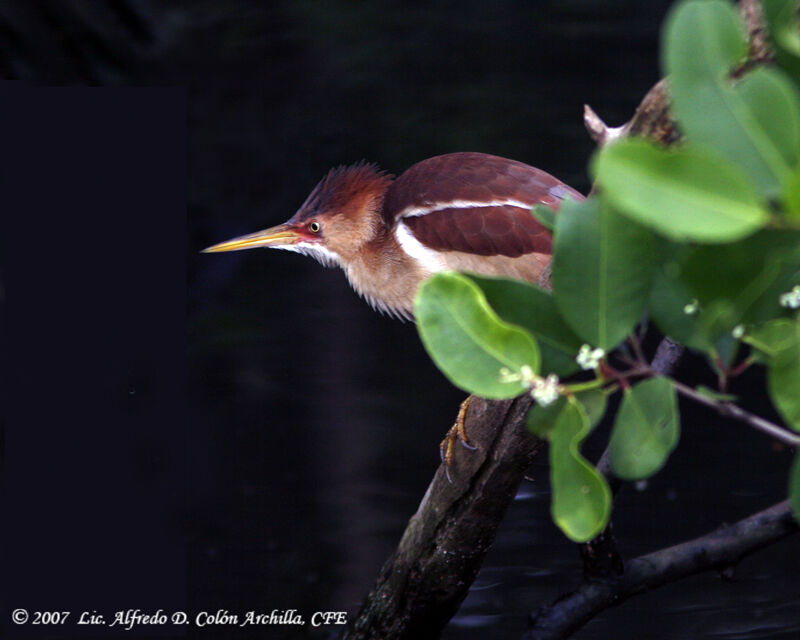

{"left": 205, "top": 152, "right": 584, "bottom": 473}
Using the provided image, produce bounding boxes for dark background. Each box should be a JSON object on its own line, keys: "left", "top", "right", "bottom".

{"left": 1, "top": 1, "right": 798, "bottom": 638}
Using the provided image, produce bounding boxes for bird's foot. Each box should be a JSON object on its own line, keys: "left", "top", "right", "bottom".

{"left": 439, "top": 396, "right": 478, "bottom": 482}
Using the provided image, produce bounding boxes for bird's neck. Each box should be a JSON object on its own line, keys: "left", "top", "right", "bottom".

{"left": 342, "top": 226, "right": 430, "bottom": 319}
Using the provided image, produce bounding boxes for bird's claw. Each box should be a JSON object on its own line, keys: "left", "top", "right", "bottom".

{"left": 439, "top": 397, "right": 476, "bottom": 483}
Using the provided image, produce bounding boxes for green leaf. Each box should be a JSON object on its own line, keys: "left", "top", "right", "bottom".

{"left": 553, "top": 197, "right": 657, "bottom": 350}
{"left": 531, "top": 204, "right": 556, "bottom": 232}
{"left": 579, "top": 388, "right": 609, "bottom": 429}
{"left": 703, "top": 304, "right": 741, "bottom": 367}
{"left": 695, "top": 385, "right": 738, "bottom": 402}
{"left": 782, "top": 162, "right": 800, "bottom": 221}
{"left": 675, "top": 231, "right": 800, "bottom": 335}
{"left": 762, "top": 0, "right": 800, "bottom": 87}
{"left": 464, "top": 275, "right": 583, "bottom": 377}
{"left": 738, "top": 70, "right": 800, "bottom": 173}
{"left": 745, "top": 318, "right": 798, "bottom": 357}
{"left": 526, "top": 388, "right": 607, "bottom": 438}
{"left": 767, "top": 316, "right": 800, "bottom": 431}
{"left": 549, "top": 401, "right": 612, "bottom": 542}
{"left": 527, "top": 396, "right": 567, "bottom": 437}
{"left": 651, "top": 233, "right": 800, "bottom": 354}
{"left": 593, "top": 139, "right": 769, "bottom": 242}
{"left": 790, "top": 451, "right": 800, "bottom": 523}
{"left": 664, "top": 0, "right": 800, "bottom": 195}
{"left": 745, "top": 317, "right": 800, "bottom": 431}
{"left": 650, "top": 264, "right": 713, "bottom": 352}
{"left": 415, "top": 272, "right": 541, "bottom": 399}
{"left": 609, "top": 377, "right": 681, "bottom": 480}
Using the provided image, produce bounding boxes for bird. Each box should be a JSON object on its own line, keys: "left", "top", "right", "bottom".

{"left": 204, "top": 152, "right": 584, "bottom": 471}
{"left": 204, "top": 152, "right": 583, "bottom": 319}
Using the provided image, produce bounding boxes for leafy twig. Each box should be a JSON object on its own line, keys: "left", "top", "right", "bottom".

{"left": 588, "top": 337, "right": 685, "bottom": 578}
{"left": 670, "top": 378, "right": 800, "bottom": 448}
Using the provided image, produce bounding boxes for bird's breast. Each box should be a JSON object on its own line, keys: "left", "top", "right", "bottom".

{"left": 341, "top": 233, "right": 431, "bottom": 320}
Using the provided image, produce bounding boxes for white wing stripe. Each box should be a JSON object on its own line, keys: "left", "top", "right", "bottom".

{"left": 398, "top": 199, "right": 533, "bottom": 218}
{"left": 394, "top": 221, "right": 447, "bottom": 272}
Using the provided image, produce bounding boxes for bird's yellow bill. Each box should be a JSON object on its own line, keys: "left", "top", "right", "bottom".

{"left": 202, "top": 224, "right": 299, "bottom": 253}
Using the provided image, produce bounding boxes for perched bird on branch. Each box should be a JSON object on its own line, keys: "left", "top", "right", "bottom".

{"left": 205, "top": 152, "right": 583, "bottom": 318}
{"left": 205, "top": 152, "right": 583, "bottom": 469}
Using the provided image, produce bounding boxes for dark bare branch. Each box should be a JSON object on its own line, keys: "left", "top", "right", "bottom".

{"left": 739, "top": 0, "right": 773, "bottom": 65}
{"left": 345, "top": 394, "right": 542, "bottom": 640}
{"left": 650, "top": 337, "right": 685, "bottom": 376}
{"left": 670, "top": 378, "right": 800, "bottom": 448}
{"left": 526, "top": 501, "right": 798, "bottom": 639}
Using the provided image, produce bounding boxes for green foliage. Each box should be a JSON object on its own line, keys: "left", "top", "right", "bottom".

{"left": 464, "top": 275, "right": 582, "bottom": 377}
{"left": 610, "top": 378, "right": 681, "bottom": 480}
{"left": 415, "top": 272, "right": 540, "bottom": 399}
{"left": 526, "top": 396, "right": 568, "bottom": 437}
{"left": 553, "top": 198, "right": 657, "bottom": 350}
{"left": 531, "top": 204, "right": 556, "bottom": 232}
{"left": 527, "top": 388, "right": 608, "bottom": 437}
{"left": 694, "top": 385, "right": 738, "bottom": 402}
{"left": 770, "top": 334, "right": 800, "bottom": 432}
{"left": 762, "top": 0, "right": 800, "bottom": 87}
{"left": 649, "top": 265, "right": 714, "bottom": 352}
{"left": 674, "top": 232, "right": 800, "bottom": 327}
{"left": 580, "top": 388, "right": 610, "bottom": 430}
{"left": 784, "top": 164, "right": 800, "bottom": 220}
{"left": 415, "top": 0, "right": 800, "bottom": 537}
{"left": 664, "top": 0, "right": 800, "bottom": 196}
{"left": 747, "top": 317, "right": 800, "bottom": 431}
{"left": 593, "top": 139, "right": 769, "bottom": 242}
{"left": 651, "top": 231, "right": 800, "bottom": 352}
{"left": 549, "top": 401, "right": 612, "bottom": 542}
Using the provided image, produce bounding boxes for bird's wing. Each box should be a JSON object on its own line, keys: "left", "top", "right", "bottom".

{"left": 384, "top": 152, "right": 583, "bottom": 258}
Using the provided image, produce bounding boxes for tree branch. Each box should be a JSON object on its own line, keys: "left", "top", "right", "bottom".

{"left": 344, "top": 394, "right": 542, "bottom": 640}
{"left": 525, "top": 500, "right": 799, "bottom": 639}
{"left": 670, "top": 378, "right": 800, "bottom": 448}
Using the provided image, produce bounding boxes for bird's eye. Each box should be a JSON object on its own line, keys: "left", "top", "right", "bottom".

{"left": 308, "top": 221, "right": 321, "bottom": 233}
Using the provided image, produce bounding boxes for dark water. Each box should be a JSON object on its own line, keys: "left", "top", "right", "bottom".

{"left": 3, "top": 1, "right": 798, "bottom": 638}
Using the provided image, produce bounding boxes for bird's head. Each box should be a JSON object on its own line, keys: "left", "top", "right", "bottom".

{"left": 203, "top": 162, "right": 394, "bottom": 266}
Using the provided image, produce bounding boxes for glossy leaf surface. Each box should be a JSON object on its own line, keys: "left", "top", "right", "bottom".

{"left": 593, "top": 138, "right": 769, "bottom": 242}
{"left": 664, "top": 0, "right": 800, "bottom": 195}
{"left": 764, "top": 317, "right": 800, "bottom": 432}
{"left": 610, "top": 377, "right": 680, "bottom": 480}
{"left": 549, "top": 401, "right": 612, "bottom": 542}
{"left": 415, "top": 272, "right": 540, "bottom": 399}
{"left": 527, "top": 388, "right": 607, "bottom": 438}
{"left": 553, "top": 197, "right": 656, "bottom": 350}
{"left": 465, "top": 275, "right": 583, "bottom": 377}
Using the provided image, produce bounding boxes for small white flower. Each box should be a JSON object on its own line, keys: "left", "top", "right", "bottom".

{"left": 683, "top": 299, "right": 699, "bottom": 315}
{"left": 498, "top": 367, "right": 520, "bottom": 383}
{"left": 779, "top": 285, "right": 800, "bottom": 309}
{"left": 576, "top": 344, "right": 605, "bottom": 370}
{"left": 531, "top": 373, "right": 561, "bottom": 407}
{"left": 499, "top": 364, "right": 537, "bottom": 387}
{"left": 500, "top": 367, "right": 561, "bottom": 405}
{"left": 732, "top": 325, "right": 745, "bottom": 339}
